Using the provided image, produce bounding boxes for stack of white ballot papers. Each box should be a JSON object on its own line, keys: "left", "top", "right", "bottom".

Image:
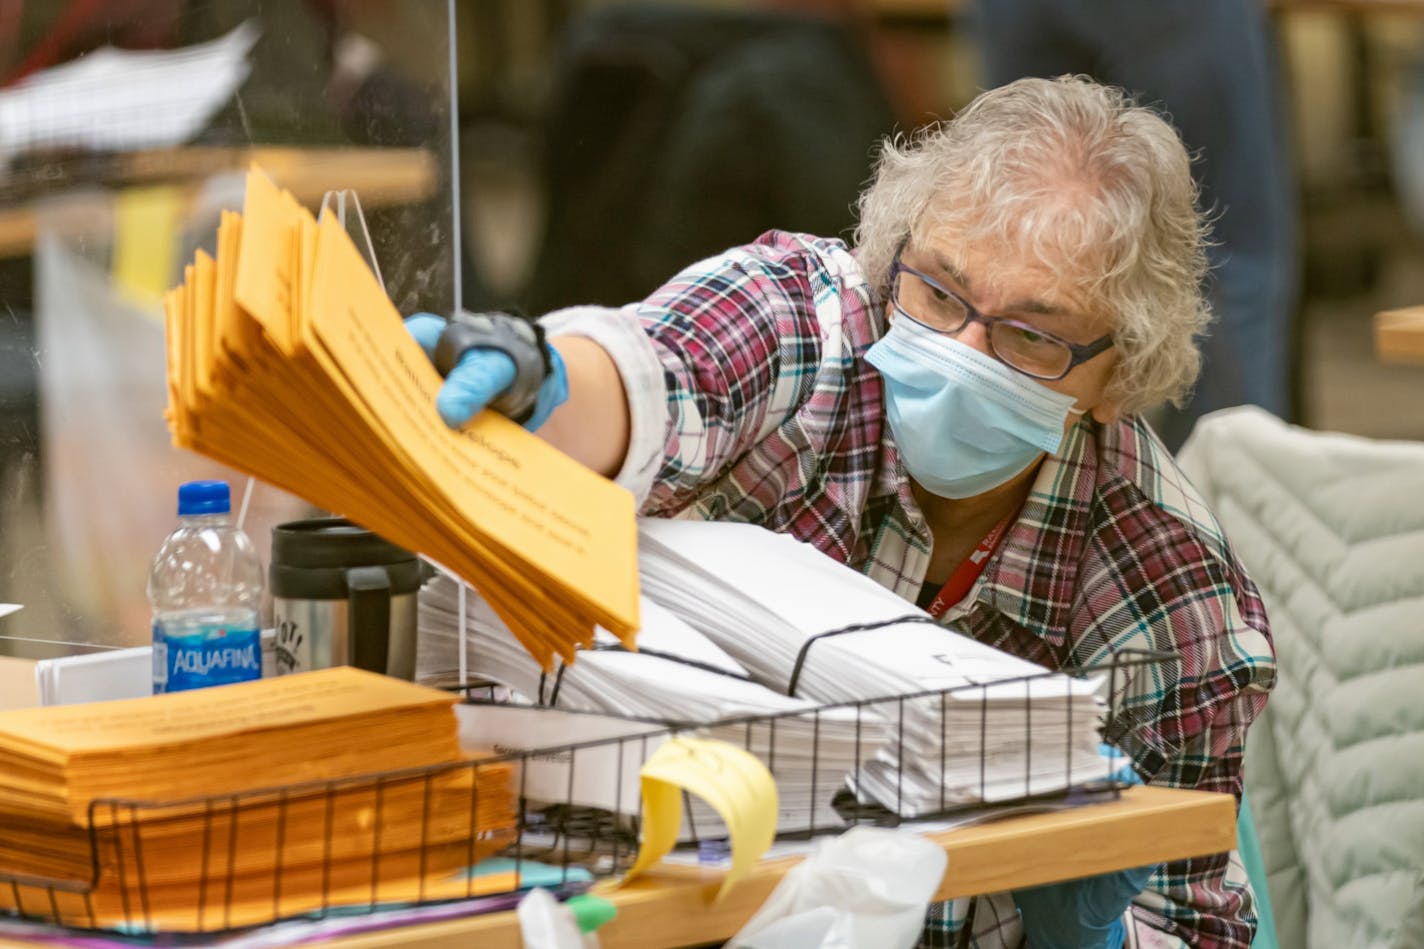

{"left": 418, "top": 576, "right": 886, "bottom": 836}
{"left": 636, "top": 519, "right": 1109, "bottom": 814}
{"left": 419, "top": 518, "right": 1109, "bottom": 825}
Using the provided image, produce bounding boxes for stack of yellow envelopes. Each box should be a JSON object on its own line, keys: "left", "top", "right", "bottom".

{"left": 0, "top": 668, "right": 518, "bottom": 931}
{"left": 162, "top": 167, "right": 640, "bottom": 670}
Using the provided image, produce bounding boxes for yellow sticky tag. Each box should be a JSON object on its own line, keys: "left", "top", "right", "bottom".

{"left": 112, "top": 185, "right": 182, "bottom": 307}
{"left": 623, "top": 737, "right": 777, "bottom": 900}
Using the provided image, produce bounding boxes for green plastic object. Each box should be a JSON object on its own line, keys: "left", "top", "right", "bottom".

{"left": 567, "top": 894, "right": 617, "bottom": 934}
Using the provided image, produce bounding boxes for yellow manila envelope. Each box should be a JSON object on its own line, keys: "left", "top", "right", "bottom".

{"left": 192, "top": 248, "right": 218, "bottom": 404}
{"left": 305, "top": 213, "right": 640, "bottom": 640}
{"left": 623, "top": 737, "right": 777, "bottom": 900}
{"left": 164, "top": 166, "right": 639, "bottom": 669}
{"left": 161, "top": 287, "right": 183, "bottom": 425}
{"left": 233, "top": 167, "right": 301, "bottom": 355}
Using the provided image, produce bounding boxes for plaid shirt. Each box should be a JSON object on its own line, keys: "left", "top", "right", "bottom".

{"left": 544, "top": 231, "right": 1275, "bottom": 948}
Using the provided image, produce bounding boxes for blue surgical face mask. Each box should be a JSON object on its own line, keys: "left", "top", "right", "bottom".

{"left": 865, "top": 315, "right": 1086, "bottom": 499}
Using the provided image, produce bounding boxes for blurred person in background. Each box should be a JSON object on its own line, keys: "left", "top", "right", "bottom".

{"left": 971, "top": 0, "right": 1299, "bottom": 453}
{"left": 1397, "top": 46, "right": 1424, "bottom": 240}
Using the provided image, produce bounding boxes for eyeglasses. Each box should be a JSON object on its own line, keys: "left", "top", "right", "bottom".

{"left": 888, "top": 251, "right": 1114, "bottom": 381}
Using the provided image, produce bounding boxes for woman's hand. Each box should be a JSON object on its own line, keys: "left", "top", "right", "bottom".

{"left": 405, "top": 312, "right": 568, "bottom": 431}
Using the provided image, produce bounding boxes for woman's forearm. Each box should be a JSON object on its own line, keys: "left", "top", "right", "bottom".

{"left": 538, "top": 336, "right": 631, "bottom": 479}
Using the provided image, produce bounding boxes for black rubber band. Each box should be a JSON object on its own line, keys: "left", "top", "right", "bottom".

{"left": 544, "top": 615, "right": 940, "bottom": 704}
{"left": 590, "top": 642, "right": 755, "bottom": 684}
{"left": 786, "top": 614, "right": 940, "bottom": 697}
{"left": 543, "top": 661, "right": 566, "bottom": 706}
{"left": 537, "top": 641, "right": 754, "bottom": 708}
{"left": 541, "top": 662, "right": 569, "bottom": 707}
{"left": 536, "top": 663, "right": 569, "bottom": 707}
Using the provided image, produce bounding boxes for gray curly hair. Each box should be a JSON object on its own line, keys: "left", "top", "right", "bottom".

{"left": 854, "top": 75, "right": 1212, "bottom": 414}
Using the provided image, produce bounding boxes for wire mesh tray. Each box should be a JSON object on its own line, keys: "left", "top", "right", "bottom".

{"left": 0, "top": 650, "right": 1169, "bottom": 935}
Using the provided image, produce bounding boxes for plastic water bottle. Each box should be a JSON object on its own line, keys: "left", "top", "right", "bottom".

{"left": 148, "top": 480, "right": 264, "bottom": 693}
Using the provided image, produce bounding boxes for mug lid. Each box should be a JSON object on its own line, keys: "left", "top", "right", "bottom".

{"left": 271, "top": 517, "right": 416, "bottom": 569}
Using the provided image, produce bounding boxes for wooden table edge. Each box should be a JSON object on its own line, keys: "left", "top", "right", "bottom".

{"left": 312, "top": 785, "right": 1236, "bottom": 949}
{"left": 0, "top": 146, "right": 438, "bottom": 260}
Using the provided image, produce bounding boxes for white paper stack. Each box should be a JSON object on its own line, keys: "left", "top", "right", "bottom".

{"left": 0, "top": 22, "right": 258, "bottom": 160}
{"left": 418, "top": 575, "right": 886, "bottom": 835}
{"left": 33, "top": 633, "right": 280, "bottom": 707}
{"left": 35, "top": 647, "right": 150, "bottom": 706}
{"left": 635, "top": 519, "right": 1109, "bottom": 814}
{"left": 420, "top": 516, "right": 1112, "bottom": 827}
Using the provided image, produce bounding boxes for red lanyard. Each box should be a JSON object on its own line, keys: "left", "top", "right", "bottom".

{"left": 924, "top": 516, "right": 1010, "bottom": 619}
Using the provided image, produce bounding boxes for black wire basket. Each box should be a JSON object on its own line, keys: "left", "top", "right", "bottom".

{"left": 0, "top": 650, "right": 1170, "bottom": 936}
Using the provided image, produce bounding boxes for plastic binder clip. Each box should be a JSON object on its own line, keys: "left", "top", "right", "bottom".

{"left": 319, "top": 188, "right": 385, "bottom": 294}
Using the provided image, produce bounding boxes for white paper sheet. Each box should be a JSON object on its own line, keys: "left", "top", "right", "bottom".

{"left": 0, "top": 21, "right": 258, "bottom": 160}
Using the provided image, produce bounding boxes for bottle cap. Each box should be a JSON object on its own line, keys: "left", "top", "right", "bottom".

{"left": 178, "top": 480, "right": 231, "bottom": 516}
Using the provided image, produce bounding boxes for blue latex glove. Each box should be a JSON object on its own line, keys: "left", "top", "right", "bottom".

{"left": 1010, "top": 745, "right": 1156, "bottom": 948}
{"left": 1099, "top": 742, "right": 1140, "bottom": 787}
{"left": 1013, "top": 865, "right": 1157, "bottom": 949}
{"left": 405, "top": 312, "right": 568, "bottom": 432}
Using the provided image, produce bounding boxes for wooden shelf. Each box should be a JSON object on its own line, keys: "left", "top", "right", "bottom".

{"left": 1376, "top": 306, "right": 1424, "bottom": 365}
{"left": 0, "top": 146, "right": 438, "bottom": 260}
{"left": 312, "top": 785, "right": 1236, "bottom": 949}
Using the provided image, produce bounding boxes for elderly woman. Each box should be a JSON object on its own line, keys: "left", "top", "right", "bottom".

{"left": 408, "top": 75, "right": 1275, "bottom": 948}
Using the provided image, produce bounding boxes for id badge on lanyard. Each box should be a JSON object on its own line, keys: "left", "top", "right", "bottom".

{"left": 924, "top": 516, "right": 1010, "bottom": 619}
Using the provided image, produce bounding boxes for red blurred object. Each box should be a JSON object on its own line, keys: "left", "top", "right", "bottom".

{"left": 2, "top": 0, "right": 183, "bottom": 88}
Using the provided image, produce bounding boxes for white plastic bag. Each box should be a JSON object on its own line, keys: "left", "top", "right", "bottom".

{"left": 728, "top": 825, "right": 947, "bottom": 949}
{"left": 517, "top": 887, "right": 600, "bottom": 949}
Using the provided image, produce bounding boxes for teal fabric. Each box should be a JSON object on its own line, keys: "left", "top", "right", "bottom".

{"left": 1237, "top": 792, "right": 1278, "bottom": 949}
